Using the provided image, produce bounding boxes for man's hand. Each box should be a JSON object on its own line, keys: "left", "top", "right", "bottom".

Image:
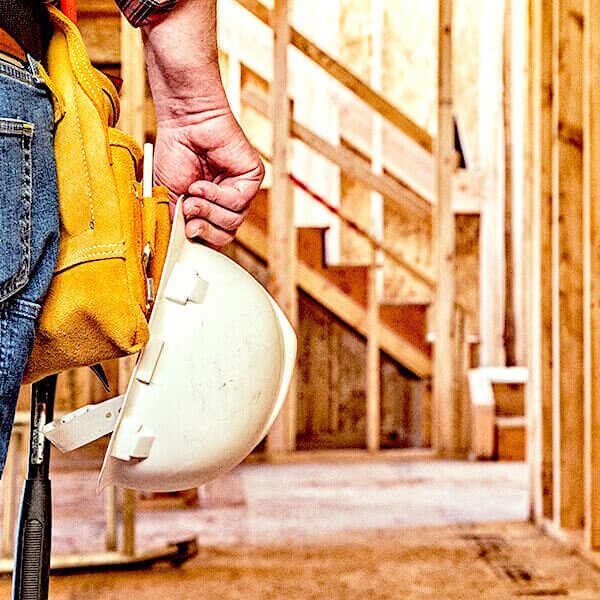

{"left": 154, "top": 109, "right": 264, "bottom": 249}
{"left": 142, "top": 0, "right": 264, "bottom": 249}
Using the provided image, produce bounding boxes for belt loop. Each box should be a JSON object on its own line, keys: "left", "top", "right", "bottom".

{"left": 27, "top": 54, "right": 37, "bottom": 74}
{"left": 26, "top": 54, "right": 45, "bottom": 84}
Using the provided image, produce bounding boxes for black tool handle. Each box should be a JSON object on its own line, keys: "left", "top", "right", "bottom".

{"left": 12, "top": 375, "right": 57, "bottom": 600}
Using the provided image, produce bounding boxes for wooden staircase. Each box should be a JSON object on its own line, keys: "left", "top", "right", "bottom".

{"left": 225, "top": 188, "right": 432, "bottom": 451}
{"left": 236, "top": 189, "right": 432, "bottom": 378}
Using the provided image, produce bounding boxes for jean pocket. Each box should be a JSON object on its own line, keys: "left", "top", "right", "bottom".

{"left": 0, "top": 298, "right": 39, "bottom": 474}
{"left": 0, "top": 118, "right": 33, "bottom": 303}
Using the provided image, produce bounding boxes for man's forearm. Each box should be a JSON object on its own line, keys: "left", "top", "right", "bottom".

{"left": 142, "top": 0, "right": 229, "bottom": 123}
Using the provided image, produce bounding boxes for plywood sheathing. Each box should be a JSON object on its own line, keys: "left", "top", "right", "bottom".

{"left": 295, "top": 293, "right": 424, "bottom": 450}
{"left": 340, "top": 0, "right": 480, "bottom": 163}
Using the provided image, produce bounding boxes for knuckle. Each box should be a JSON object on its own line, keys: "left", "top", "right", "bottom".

{"left": 203, "top": 185, "right": 218, "bottom": 202}
{"left": 232, "top": 196, "right": 251, "bottom": 212}
{"left": 223, "top": 213, "right": 245, "bottom": 231}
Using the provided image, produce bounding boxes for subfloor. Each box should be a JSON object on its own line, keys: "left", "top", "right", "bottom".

{"left": 3, "top": 461, "right": 600, "bottom": 599}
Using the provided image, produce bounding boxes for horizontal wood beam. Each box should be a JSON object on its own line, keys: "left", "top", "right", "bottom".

{"left": 242, "top": 88, "right": 431, "bottom": 220}
{"left": 235, "top": 0, "right": 433, "bottom": 153}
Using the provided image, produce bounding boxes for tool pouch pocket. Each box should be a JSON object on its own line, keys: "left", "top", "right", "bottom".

{"left": 23, "top": 7, "right": 171, "bottom": 384}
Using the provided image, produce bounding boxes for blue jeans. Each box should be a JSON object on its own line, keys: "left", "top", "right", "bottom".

{"left": 0, "top": 55, "right": 59, "bottom": 475}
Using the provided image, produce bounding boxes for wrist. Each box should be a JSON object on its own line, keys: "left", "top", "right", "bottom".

{"left": 142, "top": 0, "right": 226, "bottom": 122}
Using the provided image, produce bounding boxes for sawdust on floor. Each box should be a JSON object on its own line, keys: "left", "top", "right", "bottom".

{"left": 2, "top": 461, "right": 600, "bottom": 599}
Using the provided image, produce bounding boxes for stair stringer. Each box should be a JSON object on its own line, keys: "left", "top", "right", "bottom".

{"left": 236, "top": 221, "right": 432, "bottom": 378}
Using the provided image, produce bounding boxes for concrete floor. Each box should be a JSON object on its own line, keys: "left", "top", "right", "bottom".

{"left": 3, "top": 460, "right": 600, "bottom": 598}
{"left": 52, "top": 460, "right": 530, "bottom": 551}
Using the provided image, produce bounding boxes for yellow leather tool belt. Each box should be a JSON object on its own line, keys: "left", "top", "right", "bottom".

{"left": 23, "top": 7, "right": 171, "bottom": 384}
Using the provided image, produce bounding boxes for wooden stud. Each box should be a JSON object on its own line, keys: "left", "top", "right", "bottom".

{"left": 365, "top": 0, "right": 384, "bottom": 453}
{"left": 265, "top": 0, "right": 297, "bottom": 455}
{"left": 551, "top": 0, "right": 585, "bottom": 531}
{"left": 479, "top": 0, "right": 507, "bottom": 368}
{"left": 1, "top": 431, "right": 21, "bottom": 558}
{"left": 234, "top": 0, "right": 433, "bottom": 153}
{"left": 583, "top": 0, "right": 600, "bottom": 550}
{"left": 526, "top": 0, "right": 554, "bottom": 523}
{"left": 105, "top": 486, "right": 118, "bottom": 552}
{"left": 503, "top": 0, "right": 516, "bottom": 367}
{"left": 432, "top": 0, "right": 457, "bottom": 455}
{"left": 115, "top": 15, "right": 146, "bottom": 545}
{"left": 119, "top": 17, "right": 145, "bottom": 146}
{"left": 366, "top": 264, "right": 380, "bottom": 452}
{"left": 509, "top": 0, "right": 530, "bottom": 367}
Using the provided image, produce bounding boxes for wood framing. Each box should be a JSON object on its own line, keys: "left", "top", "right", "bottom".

{"left": 266, "top": 0, "right": 297, "bottom": 455}
{"left": 551, "top": 0, "right": 585, "bottom": 531}
{"left": 432, "top": 0, "right": 457, "bottom": 455}
{"left": 527, "top": 0, "right": 554, "bottom": 524}
{"left": 234, "top": 0, "right": 433, "bottom": 153}
{"left": 366, "top": 0, "right": 384, "bottom": 453}
{"left": 479, "top": 0, "right": 507, "bottom": 367}
{"left": 236, "top": 220, "right": 432, "bottom": 377}
{"left": 583, "top": 0, "right": 600, "bottom": 550}
{"left": 118, "top": 17, "right": 145, "bottom": 146}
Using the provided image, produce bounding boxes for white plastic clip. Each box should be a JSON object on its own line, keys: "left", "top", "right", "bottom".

{"left": 136, "top": 336, "right": 164, "bottom": 384}
{"left": 164, "top": 262, "right": 208, "bottom": 305}
{"left": 110, "top": 417, "right": 155, "bottom": 461}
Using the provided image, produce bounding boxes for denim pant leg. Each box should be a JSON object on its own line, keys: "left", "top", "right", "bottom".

{"left": 0, "top": 56, "right": 59, "bottom": 476}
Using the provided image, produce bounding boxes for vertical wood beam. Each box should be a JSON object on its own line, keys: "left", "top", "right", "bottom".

{"left": 479, "top": 0, "right": 507, "bottom": 368}
{"left": 526, "top": 0, "right": 554, "bottom": 523}
{"left": 433, "top": 0, "right": 457, "bottom": 455}
{"left": 266, "top": 0, "right": 298, "bottom": 455}
{"left": 552, "top": 0, "right": 585, "bottom": 531}
{"left": 119, "top": 17, "right": 146, "bottom": 146}
{"left": 503, "top": 0, "right": 516, "bottom": 367}
{"left": 508, "top": 0, "right": 530, "bottom": 368}
{"left": 115, "top": 16, "right": 147, "bottom": 553}
{"left": 366, "top": 0, "right": 384, "bottom": 453}
{"left": 583, "top": 0, "right": 600, "bottom": 550}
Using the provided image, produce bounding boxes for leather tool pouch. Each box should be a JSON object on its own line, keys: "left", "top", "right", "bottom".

{"left": 23, "top": 7, "right": 171, "bottom": 383}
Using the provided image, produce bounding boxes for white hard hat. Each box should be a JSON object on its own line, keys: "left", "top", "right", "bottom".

{"left": 44, "top": 198, "right": 297, "bottom": 492}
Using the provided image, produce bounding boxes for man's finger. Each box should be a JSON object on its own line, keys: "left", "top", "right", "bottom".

{"left": 188, "top": 178, "right": 260, "bottom": 213}
{"left": 183, "top": 196, "right": 248, "bottom": 232}
{"left": 185, "top": 217, "right": 237, "bottom": 249}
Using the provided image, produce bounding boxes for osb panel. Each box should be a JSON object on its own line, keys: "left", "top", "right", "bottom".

{"left": 380, "top": 354, "right": 424, "bottom": 448}
{"left": 455, "top": 214, "right": 480, "bottom": 330}
{"left": 383, "top": 199, "right": 433, "bottom": 301}
{"left": 340, "top": 172, "right": 373, "bottom": 264}
{"left": 296, "top": 292, "right": 367, "bottom": 450}
{"left": 296, "top": 292, "right": 425, "bottom": 450}
{"left": 340, "top": 0, "right": 481, "bottom": 163}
